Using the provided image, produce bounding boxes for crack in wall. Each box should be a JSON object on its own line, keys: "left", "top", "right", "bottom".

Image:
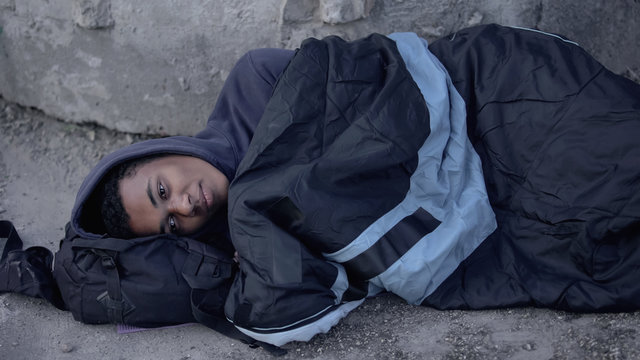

{"left": 534, "top": 0, "right": 543, "bottom": 28}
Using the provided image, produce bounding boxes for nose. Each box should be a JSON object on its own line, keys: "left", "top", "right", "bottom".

{"left": 169, "top": 193, "right": 194, "bottom": 216}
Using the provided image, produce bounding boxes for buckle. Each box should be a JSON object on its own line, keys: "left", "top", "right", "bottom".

{"left": 101, "top": 256, "right": 116, "bottom": 269}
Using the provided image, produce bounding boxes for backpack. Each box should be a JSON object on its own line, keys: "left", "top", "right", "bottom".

{"left": 0, "top": 220, "right": 286, "bottom": 356}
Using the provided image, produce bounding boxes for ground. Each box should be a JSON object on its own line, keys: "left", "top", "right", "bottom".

{"left": 1, "top": 97, "right": 639, "bottom": 360}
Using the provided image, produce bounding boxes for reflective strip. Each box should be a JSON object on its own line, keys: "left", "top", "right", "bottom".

{"left": 241, "top": 304, "right": 336, "bottom": 332}
{"left": 508, "top": 26, "right": 580, "bottom": 46}
{"left": 234, "top": 299, "right": 364, "bottom": 347}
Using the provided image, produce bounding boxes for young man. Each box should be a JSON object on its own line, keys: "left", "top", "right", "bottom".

{"left": 68, "top": 25, "right": 640, "bottom": 346}
{"left": 100, "top": 154, "right": 229, "bottom": 237}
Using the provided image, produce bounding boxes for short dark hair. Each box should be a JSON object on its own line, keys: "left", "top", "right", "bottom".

{"left": 99, "top": 155, "right": 163, "bottom": 238}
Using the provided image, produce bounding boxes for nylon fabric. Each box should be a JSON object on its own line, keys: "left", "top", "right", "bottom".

{"left": 324, "top": 32, "right": 496, "bottom": 304}
{"left": 424, "top": 24, "right": 640, "bottom": 311}
{"left": 226, "top": 34, "right": 430, "bottom": 338}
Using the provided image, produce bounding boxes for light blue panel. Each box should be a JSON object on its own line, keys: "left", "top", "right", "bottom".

{"left": 324, "top": 33, "right": 497, "bottom": 304}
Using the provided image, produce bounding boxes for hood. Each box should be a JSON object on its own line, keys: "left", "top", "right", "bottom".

{"left": 70, "top": 48, "right": 294, "bottom": 246}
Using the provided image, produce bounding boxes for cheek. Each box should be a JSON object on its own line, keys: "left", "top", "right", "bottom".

{"left": 181, "top": 214, "right": 210, "bottom": 234}
{"left": 128, "top": 210, "right": 160, "bottom": 236}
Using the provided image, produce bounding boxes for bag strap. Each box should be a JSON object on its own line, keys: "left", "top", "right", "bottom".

{"left": 0, "top": 220, "right": 66, "bottom": 310}
{"left": 1, "top": 220, "right": 23, "bottom": 262}
{"left": 94, "top": 249, "right": 131, "bottom": 323}
{"left": 71, "top": 237, "right": 137, "bottom": 253}
{"left": 65, "top": 222, "right": 140, "bottom": 253}
{"left": 181, "top": 252, "right": 235, "bottom": 289}
{"left": 181, "top": 245, "right": 286, "bottom": 356}
{"left": 62, "top": 223, "right": 134, "bottom": 322}
{"left": 190, "top": 289, "right": 287, "bottom": 357}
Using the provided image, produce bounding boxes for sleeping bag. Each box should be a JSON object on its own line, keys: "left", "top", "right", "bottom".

{"left": 424, "top": 25, "right": 640, "bottom": 312}
{"left": 224, "top": 25, "right": 640, "bottom": 345}
{"left": 225, "top": 32, "right": 496, "bottom": 345}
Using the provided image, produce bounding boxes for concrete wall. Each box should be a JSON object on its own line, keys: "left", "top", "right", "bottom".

{"left": 1, "top": 0, "right": 638, "bottom": 135}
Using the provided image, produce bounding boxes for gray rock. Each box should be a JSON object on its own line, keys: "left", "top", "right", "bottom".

{"left": 320, "top": 0, "right": 373, "bottom": 24}
{"left": 72, "top": 0, "right": 114, "bottom": 29}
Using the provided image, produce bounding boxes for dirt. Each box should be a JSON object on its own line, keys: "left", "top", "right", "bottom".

{"left": 1, "top": 97, "right": 639, "bottom": 360}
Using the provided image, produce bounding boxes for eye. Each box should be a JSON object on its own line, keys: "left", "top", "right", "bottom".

{"left": 158, "top": 182, "right": 167, "bottom": 200}
{"left": 169, "top": 216, "right": 178, "bottom": 233}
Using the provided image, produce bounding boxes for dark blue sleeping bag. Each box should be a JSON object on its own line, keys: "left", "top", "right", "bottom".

{"left": 425, "top": 24, "right": 640, "bottom": 311}
{"left": 225, "top": 25, "right": 640, "bottom": 345}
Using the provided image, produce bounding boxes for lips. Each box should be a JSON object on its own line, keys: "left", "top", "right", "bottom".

{"left": 200, "top": 184, "right": 213, "bottom": 212}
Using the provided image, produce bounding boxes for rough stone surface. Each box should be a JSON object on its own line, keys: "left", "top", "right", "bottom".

{"left": 281, "top": 0, "right": 317, "bottom": 23}
{"left": 72, "top": 0, "right": 114, "bottom": 29}
{"left": 537, "top": 0, "right": 640, "bottom": 81}
{"left": 320, "top": 0, "right": 373, "bottom": 24}
{"left": 0, "top": 0, "right": 638, "bottom": 135}
{"left": 0, "top": 0, "right": 15, "bottom": 11}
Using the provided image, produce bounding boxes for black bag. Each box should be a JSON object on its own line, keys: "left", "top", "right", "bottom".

{"left": 53, "top": 222, "right": 234, "bottom": 327}
{"left": 1, "top": 220, "right": 286, "bottom": 356}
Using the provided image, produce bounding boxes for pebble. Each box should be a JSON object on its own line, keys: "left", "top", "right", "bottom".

{"left": 60, "top": 343, "right": 74, "bottom": 353}
{"left": 4, "top": 106, "right": 16, "bottom": 121}
{"left": 0, "top": 206, "right": 5, "bottom": 214}
{"left": 467, "top": 11, "right": 484, "bottom": 26}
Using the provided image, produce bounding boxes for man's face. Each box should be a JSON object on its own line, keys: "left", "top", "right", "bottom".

{"left": 118, "top": 155, "right": 229, "bottom": 236}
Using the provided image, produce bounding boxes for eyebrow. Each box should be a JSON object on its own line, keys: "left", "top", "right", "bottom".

{"left": 146, "top": 179, "right": 158, "bottom": 208}
{"left": 146, "top": 179, "right": 165, "bottom": 234}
